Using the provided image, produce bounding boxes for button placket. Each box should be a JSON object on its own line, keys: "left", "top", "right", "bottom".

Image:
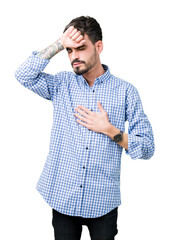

{"left": 78, "top": 86, "right": 91, "bottom": 196}
{"left": 79, "top": 85, "right": 96, "bottom": 191}
{"left": 88, "top": 87, "right": 95, "bottom": 131}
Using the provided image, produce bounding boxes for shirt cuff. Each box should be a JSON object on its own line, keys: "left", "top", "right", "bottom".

{"left": 26, "top": 51, "right": 50, "bottom": 71}
{"left": 125, "top": 134, "right": 143, "bottom": 159}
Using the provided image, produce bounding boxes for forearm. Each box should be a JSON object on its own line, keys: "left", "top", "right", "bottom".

{"left": 104, "top": 123, "right": 128, "bottom": 151}
{"left": 36, "top": 39, "right": 64, "bottom": 60}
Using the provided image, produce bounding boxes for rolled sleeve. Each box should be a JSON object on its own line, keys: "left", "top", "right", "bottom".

{"left": 125, "top": 84, "right": 155, "bottom": 160}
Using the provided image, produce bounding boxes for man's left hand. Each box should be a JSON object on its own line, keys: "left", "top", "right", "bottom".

{"left": 74, "top": 102, "right": 110, "bottom": 134}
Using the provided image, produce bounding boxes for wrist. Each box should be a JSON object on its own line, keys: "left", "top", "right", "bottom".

{"left": 58, "top": 37, "right": 65, "bottom": 49}
{"left": 55, "top": 39, "right": 64, "bottom": 51}
{"left": 104, "top": 122, "right": 120, "bottom": 137}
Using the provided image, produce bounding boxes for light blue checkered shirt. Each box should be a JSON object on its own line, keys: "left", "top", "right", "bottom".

{"left": 15, "top": 51, "right": 155, "bottom": 218}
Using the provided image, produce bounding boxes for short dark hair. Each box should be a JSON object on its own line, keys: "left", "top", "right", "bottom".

{"left": 63, "top": 16, "right": 102, "bottom": 44}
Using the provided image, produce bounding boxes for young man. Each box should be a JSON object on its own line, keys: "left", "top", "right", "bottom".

{"left": 15, "top": 16, "right": 155, "bottom": 240}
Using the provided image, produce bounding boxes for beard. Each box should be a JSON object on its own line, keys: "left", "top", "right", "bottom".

{"left": 71, "top": 48, "right": 98, "bottom": 75}
{"left": 73, "top": 65, "right": 88, "bottom": 75}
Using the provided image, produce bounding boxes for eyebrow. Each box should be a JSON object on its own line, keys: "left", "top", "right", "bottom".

{"left": 66, "top": 45, "right": 87, "bottom": 51}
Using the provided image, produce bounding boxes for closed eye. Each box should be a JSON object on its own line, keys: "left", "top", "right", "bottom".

{"left": 77, "top": 45, "right": 86, "bottom": 50}
{"left": 66, "top": 48, "right": 72, "bottom": 53}
{"left": 66, "top": 45, "right": 87, "bottom": 53}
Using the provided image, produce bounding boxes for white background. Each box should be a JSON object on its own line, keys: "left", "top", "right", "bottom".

{"left": 0, "top": 0, "right": 169, "bottom": 239}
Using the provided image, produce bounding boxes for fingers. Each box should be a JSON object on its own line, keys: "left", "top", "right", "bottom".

{"left": 71, "top": 31, "right": 81, "bottom": 40}
{"left": 78, "top": 39, "right": 86, "bottom": 46}
{"left": 75, "top": 34, "right": 83, "bottom": 43}
{"left": 67, "top": 26, "right": 74, "bottom": 35}
{"left": 69, "top": 28, "right": 84, "bottom": 42}
{"left": 69, "top": 28, "right": 78, "bottom": 38}
{"left": 63, "top": 26, "right": 85, "bottom": 48}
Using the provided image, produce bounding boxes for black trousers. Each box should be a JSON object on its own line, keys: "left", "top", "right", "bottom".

{"left": 52, "top": 207, "right": 118, "bottom": 240}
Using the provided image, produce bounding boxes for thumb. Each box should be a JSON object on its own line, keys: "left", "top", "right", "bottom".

{"left": 97, "top": 102, "right": 104, "bottom": 112}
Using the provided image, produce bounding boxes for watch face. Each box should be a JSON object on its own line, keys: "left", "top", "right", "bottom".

{"left": 114, "top": 134, "right": 123, "bottom": 143}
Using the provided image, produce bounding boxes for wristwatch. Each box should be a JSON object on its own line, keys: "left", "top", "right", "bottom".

{"left": 113, "top": 130, "right": 123, "bottom": 143}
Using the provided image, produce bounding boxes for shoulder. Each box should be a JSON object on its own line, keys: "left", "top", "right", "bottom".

{"left": 110, "top": 73, "right": 138, "bottom": 95}
{"left": 53, "top": 71, "right": 77, "bottom": 87}
{"left": 54, "top": 71, "right": 76, "bottom": 81}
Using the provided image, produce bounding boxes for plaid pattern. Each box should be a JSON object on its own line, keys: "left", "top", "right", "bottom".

{"left": 15, "top": 52, "right": 155, "bottom": 218}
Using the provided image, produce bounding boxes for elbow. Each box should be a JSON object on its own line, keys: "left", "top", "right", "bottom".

{"left": 15, "top": 68, "right": 24, "bottom": 84}
{"left": 15, "top": 69, "right": 19, "bottom": 81}
{"left": 15, "top": 68, "right": 34, "bottom": 87}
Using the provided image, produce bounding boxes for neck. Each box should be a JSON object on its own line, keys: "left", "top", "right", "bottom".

{"left": 82, "top": 60, "right": 105, "bottom": 87}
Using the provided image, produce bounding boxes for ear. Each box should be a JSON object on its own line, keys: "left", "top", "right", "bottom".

{"left": 95, "top": 40, "right": 103, "bottom": 54}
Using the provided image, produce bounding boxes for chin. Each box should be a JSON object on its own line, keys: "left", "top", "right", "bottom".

{"left": 74, "top": 66, "right": 89, "bottom": 75}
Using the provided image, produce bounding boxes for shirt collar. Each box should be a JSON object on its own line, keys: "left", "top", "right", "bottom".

{"left": 76, "top": 64, "right": 111, "bottom": 87}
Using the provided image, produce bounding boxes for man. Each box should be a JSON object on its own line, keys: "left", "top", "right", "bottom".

{"left": 15, "top": 16, "right": 155, "bottom": 240}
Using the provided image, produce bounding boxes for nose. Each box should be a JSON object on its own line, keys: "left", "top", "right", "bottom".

{"left": 71, "top": 50, "right": 79, "bottom": 61}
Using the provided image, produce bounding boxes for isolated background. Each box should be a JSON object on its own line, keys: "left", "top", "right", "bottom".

{"left": 1, "top": 0, "right": 168, "bottom": 239}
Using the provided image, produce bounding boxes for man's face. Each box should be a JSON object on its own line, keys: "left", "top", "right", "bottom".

{"left": 66, "top": 34, "right": 99, "bottom": 75}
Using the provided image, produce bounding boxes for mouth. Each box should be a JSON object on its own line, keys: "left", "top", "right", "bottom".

{"left": 73, "top": 62, "right": 83, "bottom": 67}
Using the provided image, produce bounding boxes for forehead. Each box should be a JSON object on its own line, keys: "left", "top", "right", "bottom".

{"left": 82, "top": 34, "right": 94, "bottom": 46}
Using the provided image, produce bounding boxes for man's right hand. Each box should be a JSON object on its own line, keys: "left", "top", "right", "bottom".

{"left": 60, "top": 26, "right": 86, "bottom": 49}
{"left": 36, "top": 26, "right": 86, "bottom": 60}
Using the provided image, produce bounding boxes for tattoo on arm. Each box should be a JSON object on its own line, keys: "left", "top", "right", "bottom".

{"left": 57, "top": 42, "right": 64, "bottom": 51}
{"left": 36, "top": 40, "right": 64, "bottom": 60}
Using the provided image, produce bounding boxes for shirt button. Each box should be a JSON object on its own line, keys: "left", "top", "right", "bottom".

{"left": 91, "top": 109, "right": 93, "bottom": 111}
{"left": 86, "top": 147, "right": 88, "bottom": 150}
{"left": 80, "top": 185, "right": 83, "bottom": 188}
{"left": 93, "top": 90, "right": 95, "bottom": 92}
{"left": 83, "top": 166, "right": 85, "bottom": 169}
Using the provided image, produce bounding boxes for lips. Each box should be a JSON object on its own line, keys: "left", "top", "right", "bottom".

{"left": 73, "top": 62, "right": 83, "bottom": 67}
